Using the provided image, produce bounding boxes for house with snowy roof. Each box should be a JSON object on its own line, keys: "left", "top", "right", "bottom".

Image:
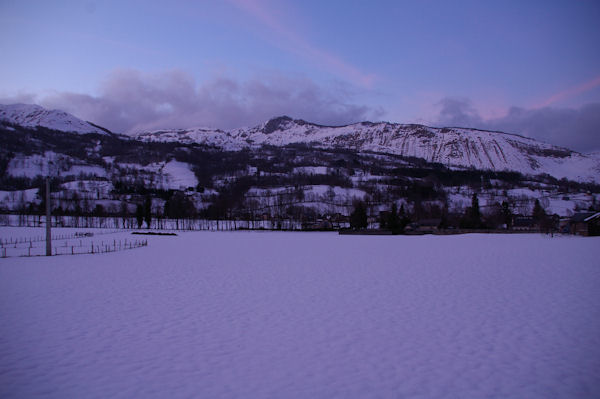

{"left": 569, "top": 212, "right": 600, "bottom": 236}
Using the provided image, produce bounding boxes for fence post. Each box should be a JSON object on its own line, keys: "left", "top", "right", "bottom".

{"left": 45, "top": 178, "right": 51, "bottom": 256}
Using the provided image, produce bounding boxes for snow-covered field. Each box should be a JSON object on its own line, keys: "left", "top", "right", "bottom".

{"left": 1, "top": 230, "right": 599, "bottom": 398}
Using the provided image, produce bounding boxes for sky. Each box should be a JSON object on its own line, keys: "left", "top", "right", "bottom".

{"left": 1, "top": 0, "right": 599, "bottom": 151}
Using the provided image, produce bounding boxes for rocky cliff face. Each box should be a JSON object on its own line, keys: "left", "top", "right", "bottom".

{"left": 137, "top": 116, "right": 600, "bottom": 183}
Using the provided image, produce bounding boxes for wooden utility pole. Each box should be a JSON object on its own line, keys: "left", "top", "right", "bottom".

{"left": 46, "top": 178, "right": 52, "bottom": 256}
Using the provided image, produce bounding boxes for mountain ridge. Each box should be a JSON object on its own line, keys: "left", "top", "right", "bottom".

{"left": 2, "top": 105, "right": 599, "bottom": 221}
{"left": 1, "top": 103, "right": 599, "bottom": 183}
{"left": 0, "top": 103, "right": 111, "bottom": 136}
{"left": 136, "top": 115, "right": 600, "bottom": 183}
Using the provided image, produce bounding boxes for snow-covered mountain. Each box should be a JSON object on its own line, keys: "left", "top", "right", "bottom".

{"left": 2, "top": 105, "right": 599, "bottom": 219}
{"left": 1, "top": 104, "right": 598, "bottom": 183}
{"left": 0, "top": 103, "right": 110, "bottom": 135}
{"left": 137, "top": 116, "right": 600, "bottom": 183}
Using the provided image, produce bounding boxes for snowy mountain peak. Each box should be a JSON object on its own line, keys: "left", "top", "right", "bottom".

{"left": 0, "top": 103, "right": 110, "bottom": 135}
{"left": 2, "top": 103, "right": 598, "bottom": 183}
{"left": 137, "top": 117, "right": 600, "bottom": 183}
{"left": 263, "top": 116, "right": 295, "bottom": 134}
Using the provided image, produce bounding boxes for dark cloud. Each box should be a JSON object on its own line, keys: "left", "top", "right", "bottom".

{"left": 435, "top": 97, "right": 600, "bottom": 153}
{"left": 488, "top": 104, "right": 600, "bottom": 153}
{"left": 4, "top": 69, "right": 383, "bottom": 134}
{"left": 436, "top": 97, "right": 482, "bottom": 127}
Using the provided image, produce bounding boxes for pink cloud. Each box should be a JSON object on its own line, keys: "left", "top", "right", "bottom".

{"left": 228, "top": 0, "right": 376, "bottom": 88}
{"left": 536, "top": 75, "right": 600, "bottom": 108}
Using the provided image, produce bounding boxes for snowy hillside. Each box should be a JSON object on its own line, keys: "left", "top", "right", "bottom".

{"left": 0, "top": 104, "right": 109, "bottom": 135}
{"left": 135, "top": 127, "right": 232, "bottom": 147}
{"left": 137, "top": 116, "right": 600, "bottom": 183}
{"left": 1, "top": 103, "right": 598, "bottom": 183}
{"left": 2, "top": 104, "right": 599, "bottom": 223}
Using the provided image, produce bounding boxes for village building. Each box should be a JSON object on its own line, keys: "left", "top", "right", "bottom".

{"left": 415, "top": 218, "right": 442, "bottom": 233}
{"left": 569, "top": 212, "right": 600, "bottom": 236}
{"left": 512, "top": 215, "right": 535, "bottom": 231}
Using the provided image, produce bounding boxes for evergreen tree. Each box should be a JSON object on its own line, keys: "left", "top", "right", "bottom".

{"left": 470, "top": 193, "right": 481, "bottom": 225}
{"left": 387, "top": 203, "right": 400, "bottom": 233}
{"left": 460, "top": 193, "right": 482, "bottom": 229}
{"left": 120, "top": 202, "right": 130, "bottom": 229}
{"left": 350, "top": 200, "right": 368, "bottom": 229}
{"left": 93, "top": 204, "right": 105, "bottom": 218}
{"left": 379, "top": 212, "right": 387, "bottom": 229}
{"left": 399, "top": 204, "right": 410, "bottom": 230}
{"left": 532, "top": 199, "right": 546, "bottom": 226}
{"left": 439, "top": 211, "right": 448, "bottom": 230}
{"left": 144, "top": 196, "right": 152, "bottom": 228}
{"left": 164, "top": 191, "right": 197, "bottom": 230}
{"left": 135, "top": 204, "right": 144, "bottom": 229}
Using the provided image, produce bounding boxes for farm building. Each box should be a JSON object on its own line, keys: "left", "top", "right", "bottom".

{"left": 569, "top": 212, "right": 600, "bottom": 236}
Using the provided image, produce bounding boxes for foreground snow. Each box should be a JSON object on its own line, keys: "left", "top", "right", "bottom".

{"left": 1, "top": 230, "right": 599, "bottom": 398}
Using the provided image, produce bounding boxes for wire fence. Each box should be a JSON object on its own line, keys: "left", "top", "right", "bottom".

{"left": 0, "top": 237, "right": 147, "bottom": 258}
{"left": 0, "top": 230, "right": 124, "bottom": 247}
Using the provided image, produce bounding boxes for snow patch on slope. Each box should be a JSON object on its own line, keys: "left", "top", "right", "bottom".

{"left": 7, "top": 152, "right": 107, "bottom": 179}
{"left": 119, "top": 160, "right": 198, "bottom": 190}
{"left": 160, "top": 160, "right": 198, "bottom": 190}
